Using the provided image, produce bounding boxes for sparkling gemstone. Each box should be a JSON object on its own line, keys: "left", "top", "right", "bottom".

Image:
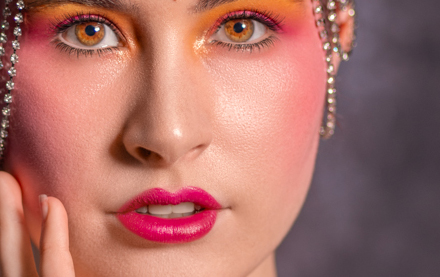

{"left": 326, "top": 121, "right": 335, "bottom": 129}
{"left": 6, "top": 81, "right": 14, "bottom": 90}
{"left": 328, "top": 88, "right": 336, "bottom": 95}
{"left": 1, "top": 107, "right": 10, "bottom": 117}
{"left": 0, "top": 129, "right": 8, "bottom": 138}
{"left": 13, "top": 27, "right": 22, "bottom": 36}
{"left": 327, "top": 1, "right": 336, "bottom": 10}
{"left": 12, "top": 40, "right": 20, "bottom": 50}
{"left": 8, "top": 67, "right": 16, "bottom": 77}
{"left": 0, "top": 61, "right": 3, "bottom": 69}
{"left": 327, "top": 76, "right": 335, "bottom": 84}
{"left": 315, "top": 6, "right": 323, "bottom": 14}
{"left": 348, "top": 9, "right": 356, "bottom": 17}
{"left": 323, "top": 42, "right": 331, "bottom": 50}
{"left": 1, "top": 119, "right": 9, "bottom": 129}
{"left": 4, "top": 93, "right": 12, "bottom": 104}
{"left": 326, "top": 55, "right": 332, "bottom": 62}
{"left": 333, "top": 46, "right": 339, "bottom": 53}
{"left": 0, "top": 46, "right": 4, "bottom": 56}
{"left": 10, "top": 53, "right": 18, "bottom": 64}
{"left": 328, "top": 12, "right": 337, "bottom": 22}
{"left": 327, "top": 64, "right": 335, "bottom": 74}
{"left": 3, "top": 7, "right": 11, "bottom": 17}
{"left": 14, "top": 13, "right": 23, "bottom": 23}
{"left": 17, "top": 0, "right": 25, "bottom": 10}
{"left": 1, "top": 20, "right": 9, "bottom": 30}
{"left": 320, "top": 30, "right": 328, "bottom": 39}
{"left": 331, "top": 23, "right": 339, "bottom": 33}
{"left": 316, "top": 19, "right": 325, "bottom": 27}
{"left": 332, "top": 36, "right": 339, "bottom": 44}
{"left": 0, "top": 33, "right": 7, "bottom": 43}
{"left": 327, "top": 96, "right": 336, "bottom": 104}
{"left": 328, "top": 104, "right": 336, "bottom": 113}
{"left": 342, "top": 52, "right": 350, "bottom": 61}
{"left": 327, "top": 113, "right": 336, "bottom": 121}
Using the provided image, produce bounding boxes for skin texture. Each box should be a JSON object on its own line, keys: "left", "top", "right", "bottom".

{"left": 0, "top": 0, "right": 353, "bottom": 275}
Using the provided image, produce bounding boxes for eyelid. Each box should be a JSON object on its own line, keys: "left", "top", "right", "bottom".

{"left": 51, "top": 13, "right": 126, "bottom": 45}
{"left": 209, "top": 9, "right": 285, "bottom": 35}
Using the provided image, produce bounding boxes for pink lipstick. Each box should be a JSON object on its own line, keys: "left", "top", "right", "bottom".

{"left": 117, "top": 187, "right": 222, "bottom": 243}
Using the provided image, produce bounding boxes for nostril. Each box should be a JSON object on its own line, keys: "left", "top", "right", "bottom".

{"left": 137, "top": 148, "right": 152, "bottom": 159}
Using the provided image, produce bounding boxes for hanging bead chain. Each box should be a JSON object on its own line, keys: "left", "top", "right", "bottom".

{"left": 312, "top": 0, "right": 356, "bottom": 139}
{"left": 0, "top": 0, "right": 24, "bottom": 160}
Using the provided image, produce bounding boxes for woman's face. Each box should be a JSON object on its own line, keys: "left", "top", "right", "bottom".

{"left": 6, "top": 0, "right": 326, "bottom": 275}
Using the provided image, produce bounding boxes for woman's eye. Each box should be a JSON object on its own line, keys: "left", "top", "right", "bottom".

{"left": 211, "top": 19, "right": 267, "bottom": 44}
{"left": 59, "top": 22, "right": 120, "bottom": 49}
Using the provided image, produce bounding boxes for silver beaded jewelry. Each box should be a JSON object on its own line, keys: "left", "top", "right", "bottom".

{"left": 312, "top": 0, "right": 356, "bottom": 139}
{"left": 0, "top": 0, "right": 24, "bottom": 160}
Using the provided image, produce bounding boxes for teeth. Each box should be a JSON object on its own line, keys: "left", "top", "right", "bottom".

{"left": 169, "top": 213, "right": 183, "bottom": 218}
{"left": 136, "top": 206, "right": 148, "bottom": 214}
{"left": 135, "top": 202, "right": 200, "bottom": 218}
{"left": 148, "top": 205, "right": 172, "bottom": 215}
{"left": 171, "top": 202, "right": 195, "bottom": 213}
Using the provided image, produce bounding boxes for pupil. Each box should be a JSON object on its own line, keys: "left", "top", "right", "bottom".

{"left": 233, "top": 22, "right": 246, "bottom": 34}
{"left": 85, "top": 25, "right": 98, "bottom": 36}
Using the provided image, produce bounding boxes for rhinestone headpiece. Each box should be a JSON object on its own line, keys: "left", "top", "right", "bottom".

{"left": 312, "top": 0, "right": 356, "bottom": 139}
{"left": 0, "top": 0, "right": 24, "bottom": 160}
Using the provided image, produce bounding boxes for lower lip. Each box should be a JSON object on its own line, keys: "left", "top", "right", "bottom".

{"left": 117, "top": 210, "right": 218, "bottom": 243}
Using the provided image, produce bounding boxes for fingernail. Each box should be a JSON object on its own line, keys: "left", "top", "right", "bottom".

{"left": 39, "top": 194, "right": 48, "bottom": 221}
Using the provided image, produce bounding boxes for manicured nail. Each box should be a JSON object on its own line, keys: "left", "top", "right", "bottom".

{"left": 39, "top": 194, "right": 48, "bottom": 221}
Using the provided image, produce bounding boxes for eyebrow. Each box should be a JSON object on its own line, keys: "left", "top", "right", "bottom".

{"left": 25, "top": 0, "right": 126, "bottom": 10}
{"left": 192, "top": 0, "right": 239, "bottom": 13}
{"left": 192, "top": 0, "right": 304, "bottom": 13}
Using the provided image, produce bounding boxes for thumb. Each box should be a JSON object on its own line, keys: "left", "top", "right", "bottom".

{"left": 39, "top": 195, "right": 75, "bottom": 277}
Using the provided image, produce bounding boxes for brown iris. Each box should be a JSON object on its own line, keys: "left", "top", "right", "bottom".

{"left": 224, "top": 19, "right": 254, "bottom": 42}
{"left": 75, "top": 22, "right": 105, "bottom": 46}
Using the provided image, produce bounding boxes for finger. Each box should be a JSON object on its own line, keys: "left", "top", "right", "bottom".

{"left": 0, "top": 171, "right": 38, "bottom": 277}
{"left": 39, "top": 195, "right": 75, "bottom": 277}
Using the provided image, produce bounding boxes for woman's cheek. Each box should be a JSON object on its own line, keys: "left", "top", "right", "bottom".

{"left": 203, "top": 28, "right": 325, "bottom": 244}
{"left": 5, "top": 26, "right": 134, "bottom": 238}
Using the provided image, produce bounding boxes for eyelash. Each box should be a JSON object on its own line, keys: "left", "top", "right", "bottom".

{"left": 210, "top": 9, "right": 285, "bottom": 52}
{"left": 50, "top": 9, "right": 284, "bottom": 57}
{"left": 50, "top": 12, "right": 123, "bottom": 57}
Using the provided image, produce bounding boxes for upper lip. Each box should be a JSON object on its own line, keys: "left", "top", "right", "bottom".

{"left": 117, "top": 186, "right": 222, "bottom": 214}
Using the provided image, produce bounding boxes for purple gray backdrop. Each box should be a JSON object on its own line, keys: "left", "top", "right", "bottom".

{"left": 276, "top": 0, "right": 440, "bottom": 276}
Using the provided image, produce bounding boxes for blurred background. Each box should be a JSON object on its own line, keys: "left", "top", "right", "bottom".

{"left": 276, "top": 0, "right": 440, "bottom": 276}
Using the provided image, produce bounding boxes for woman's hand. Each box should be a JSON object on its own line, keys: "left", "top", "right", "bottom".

{"left": 0, "top": 172, "right": 75, "bottom": 276}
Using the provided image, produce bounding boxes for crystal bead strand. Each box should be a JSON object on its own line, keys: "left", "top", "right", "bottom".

{"left": 0, "top": 0, "right": 24, "bottom": 159}
{"left": 312, "top": 0, "right": 356, "bottom": 139}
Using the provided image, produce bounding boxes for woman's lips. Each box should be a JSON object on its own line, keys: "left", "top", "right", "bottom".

{"left": 117, "top": 187, "right": 222, "bottom": 243}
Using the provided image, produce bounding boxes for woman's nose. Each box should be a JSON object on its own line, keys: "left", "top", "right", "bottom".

{"left": 122, "top": 49, "right": 213, "bottom": 166}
